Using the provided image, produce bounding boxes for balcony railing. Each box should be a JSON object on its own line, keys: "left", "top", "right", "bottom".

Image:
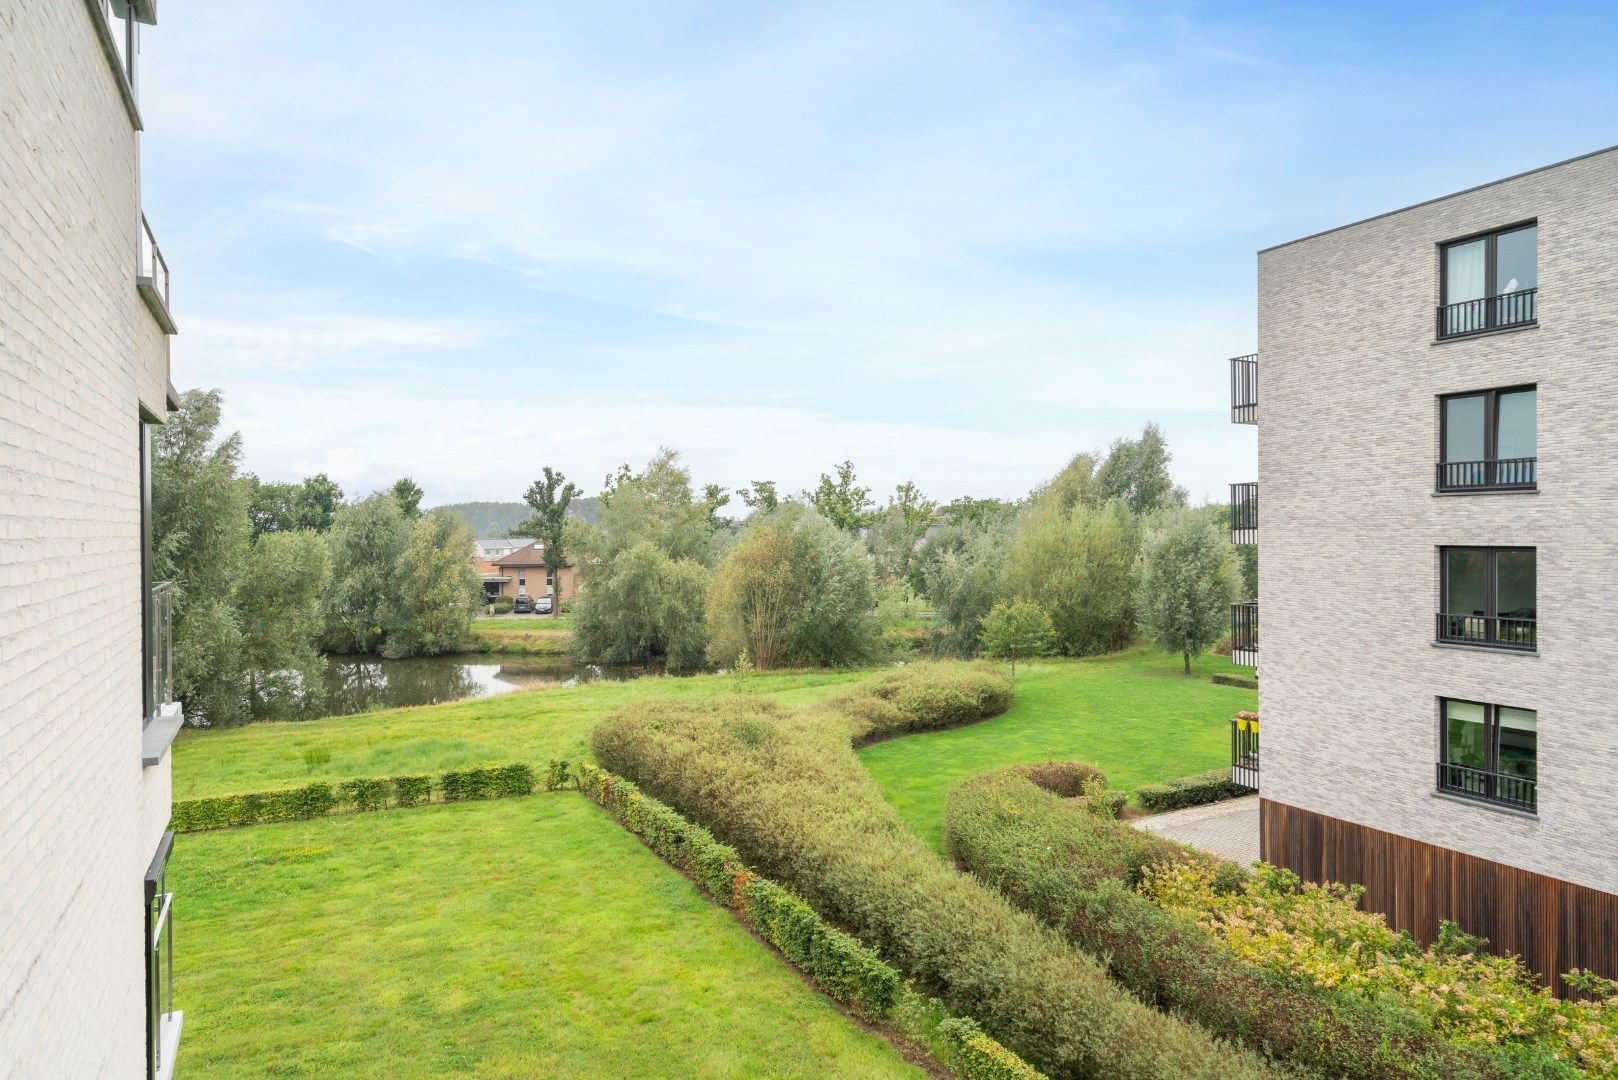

{"left": 1435, "top": 612, "right": 1536, "bottom": 651}
{"left": 1436, "top": 457, "right": 1537, "bottom": 493}
{"left": 1230, "top": 714, "right": 1259, "bottom": 791}
{"left": 148, "top": 581, "right": 174, "bottom": 718}
{"left": 1230, "top": 482, "right": 1257, "bottom": 544}
{"left": 1437, "top": 288, "right": 1537, "bottom": 340}
{"left": 1437, "top": 762, "right": 1536, "bottom": 814}
{"left": 138, "top": 214, "right": 176, "bottom": 334}
{"left": 1229, "top": 354, "right": 1258, "bottom": 424}
{"left": 1230, "top": 600, "right": 1257, "bottom": 668}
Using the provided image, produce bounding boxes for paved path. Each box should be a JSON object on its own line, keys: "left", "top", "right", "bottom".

{"left": 1133, "top": 795, "right": 1260, "bottom": 865}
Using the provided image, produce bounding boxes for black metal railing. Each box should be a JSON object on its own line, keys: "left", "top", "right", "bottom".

{"left": 1436, "top": 457, "right": 1537, "bottom": 492}
{"left": 1230, "top": 715, "right": 1259, "bottom": 790}
{"left": 1230, "top": 354, "right": 1258, "bottom": 424}
{"left": 1435, "top": 612, "right": 1536, "bottom": 651}
{"left": 1230, "top": 482, "right": 1257, "bottom": 542}
{"left": 1437, "top": 288, "right": 1537, "bottom": 339}
{"left": 148, "top": 581, "right": 174, "bottom": 716}
{"left": 1437, "top": 762, "right": 1537, "bottom": 813}
{"left": 1230, "top": 600, "right": 1257, "bottom": 666}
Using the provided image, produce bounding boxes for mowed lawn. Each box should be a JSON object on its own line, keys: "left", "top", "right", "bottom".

{"left": 859, "top": 647, "right": 1256, "bottom": 851}
{"left": 173, "top": 796, "right": 922, "bottom": 1079}
{"left": 173, "top": 669, "right": 868, "bottom": 799}
{"left": 469, "top": 616, "right": 574, "bottom": 656}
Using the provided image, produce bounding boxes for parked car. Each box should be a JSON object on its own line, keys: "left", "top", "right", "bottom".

{"left": 535, "top": 595, "right": 554, "bottom": 615}
{"left": 513, "top": 595, "right": 533, "bottom": 614}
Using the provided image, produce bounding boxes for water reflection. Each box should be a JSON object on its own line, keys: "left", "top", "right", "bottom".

{"left": 236, "top": 655, "right": 645, "bottom": 725}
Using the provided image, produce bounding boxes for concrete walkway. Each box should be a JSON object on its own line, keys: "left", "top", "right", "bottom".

{"left": 1133, "top": 795, "right": 1260, "bottom": 866}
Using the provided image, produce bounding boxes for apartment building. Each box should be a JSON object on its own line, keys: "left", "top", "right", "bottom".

{"left": 1, "top": 1, "right": 184, "bottom": 1075}
{"left": 489, "top": 542, "right": 578, "bottom": 605}
{"left": 1227, "top": 146, "right": 1618, "bottom": 990}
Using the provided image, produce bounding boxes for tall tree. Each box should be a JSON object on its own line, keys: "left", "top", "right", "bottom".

{"left": 241, "top": 474, "right": 300, "bottom": 538}
{"left": 572, "top": 541, "right": 710, "bottom": 673}
{"left": 867, "top": 480, "right": 937, "bottom": 587}
{"left": 584, "top": 448, "right": 717, "bottom": 567}
{"left": 390, "top": 476, "right": 425, "bottom": 518}
{"left": 1095, "top": 423, "right": 1187, "bottom": 516}
{"left": 702, "top": 483, "right": 732, "bottom": 527}
{"left": 809, "top": 460, "right": 874, "bottom": 533}
{"left": 292, "top": 473, "right": 344, "bottom": 532}
{"left": 999, "top": 499, "right": 1141, "bottom": 657}
{"left": 738, "top": 480, "right": 781, "bottom": 513}
{"left": 514, "top": 467, "right": 581, "bottom": 614}
{"left": 322, "top": 493, "right": 412, "bottom": 655}
{"left": 1134, "top": 511, "right": 1239, "bottom": 674}
{"left": 387, "top": 510, "right": 483, "bottom": 656}
{"left": 237, "top": 530, "right": 330, "bottom": 716}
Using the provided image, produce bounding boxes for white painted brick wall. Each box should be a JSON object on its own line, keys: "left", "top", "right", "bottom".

{"left": 1256, "top": 147, "right": 1618, "bottom": 894}
{"left": 1, "top": 1, "right": 176, "bottom": 1076}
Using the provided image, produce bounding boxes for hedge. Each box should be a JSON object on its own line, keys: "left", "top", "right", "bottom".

{"left": 592, "top": 663, "right": 1278, "bottom": 1079}
{"left": 1136, "top": 768, "right": 1250, "bottom": 812}
{"left": 938, "top": 1017, "right": 1045, "bottom": 1080}
{"left": 171, "top": 761, "right": 568, "bottom": 833}
{"left": 1210, "top": 672, "right": 1257, "bottom": 689}
{"left": 945, "top": 764, "right": 1544, "bottom": 1079}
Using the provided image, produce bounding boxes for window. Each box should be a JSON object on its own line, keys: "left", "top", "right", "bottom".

{"left": 1438, "top": 386, "right": 1536, "bottom": 490}
{"left": 546, "top": 570, "right": 555, "bottom": 587}
{"left": 1437, "top": 547, "right": 1536, "bottom": 650}
{"left": 145, "top": 833, "right": 180, "bottom": 1077}
{"left": 98, "top": 0, "right": 140, "bottom": 95}
{"left": 518, "top": 574, "right": 526, "bottom": 587}
{"left": 1439, "top": 698, "right": 1537, "bottom": 812}
{"left": 1439, "top": 223, "right": 1537, "bottom": 337}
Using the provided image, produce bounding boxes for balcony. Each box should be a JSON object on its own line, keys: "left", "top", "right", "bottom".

{"left": 1230, "top": 600, "right": 1257, "bottom": 668}
{"left": 148, "top": 580, "right": 175, "bottom": 716}
{"left": 1437, "top": 762, "right": 1536, "bottom": 814}
{"left": 138, "top": 215, "right": 176, "bottom": 334}
{"left": 1230, "top": 713, "right": 1259, "bottom": 791}
{"left": 1436, "top": 612, "right": 1536, "bottom": 652}
{"left": 1229, "top": 354, "right": 1257, "bottom": 424}
{"left": 1437, "top": 288, "right": 1536, "bottom": 340}
{"left": 1229, "top": 482, "right": 1257, "bottom": 544}
{"left": 1436, "top": 457, "right": 1536, "bottom": 493}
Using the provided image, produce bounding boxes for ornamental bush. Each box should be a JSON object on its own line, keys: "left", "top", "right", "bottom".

{"left": 1135, "top": 768, "right": 1249, "bottom": 812}
{"left": 592, "top": 665, "right": 1277, "bottom": 1079}
{"left": 938, "top": 1017, "right": 1045, "bottom": 1080}
{"left": 946, "top": 764, "right": 1557, "bottom": 1079}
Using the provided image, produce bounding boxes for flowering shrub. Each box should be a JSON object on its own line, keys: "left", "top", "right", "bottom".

{"left": 1144, "top": 861, "right": 1618, "bottom": 1076}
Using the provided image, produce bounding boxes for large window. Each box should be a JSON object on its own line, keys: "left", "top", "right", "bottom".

{"left": 1439, "top": 223, "right": 1537, "bottom": 338}
{"left": 145, "top": 833, "right": 181, "bottom": 1078}
{"left": 1439, "top": 698, "right": 1537, "bottom": 812}
{"left": 97, "top": 0, "right": 141, "bottom": 96}
{"left": 1437, "top": 547, "right": 1536, "bottom": 650}
{"left": 1438, "top": 386, "right": 1536, "bottom": 491}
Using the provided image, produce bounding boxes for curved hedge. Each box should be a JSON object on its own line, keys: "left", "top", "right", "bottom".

{"left": 593, "top": 663, "right": 1278, "bottom": 1079}
{"left": 945, "top": 764, "right": 1551, "bottom": 1080}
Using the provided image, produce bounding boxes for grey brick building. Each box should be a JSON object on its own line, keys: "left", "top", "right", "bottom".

{"left": 1228, "top": 145, "right": 1618, "bottom": 989}
{"left": 1, "top": 1, "right": 184, "bottom": 1074}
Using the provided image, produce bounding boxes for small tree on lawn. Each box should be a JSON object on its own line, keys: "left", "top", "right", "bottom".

{"left": 981, "top": 599, "right": 1054, "bottom": 681}
{"left": 1134, "top": 510, "right": 1239, "bottom": 674}
{"left": 514, "top": 466, "right": 580, "bottom": 616}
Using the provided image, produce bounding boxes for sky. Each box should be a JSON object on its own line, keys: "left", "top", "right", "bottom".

{"left": 140, "top": 1, "right": 1618, "bottom": 509}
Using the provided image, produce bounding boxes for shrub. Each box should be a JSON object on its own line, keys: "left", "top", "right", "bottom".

{"left": 340, "top": 776, "right": 389, "bottom": 811}
{"left": 440, "top": 763, "right": 534, "bottom": 801}
{"left": 545, "top": 759, "right": 573, "bottom": 791}
{"left": 392, "top": 774, "right": 432, "bottom": 807}
{"left": 938, "top": 1017, "right": 1045, "bottom": 1080}
{"left": 1210, "top": 671, "right": 1256, "bottom": 689}
{"left": 492, "top": 598, "right": 515, "bottom": 614}
{"left": 1136, "top": 768, "right": 1250, "bottom": 812}
{"left": 169, "top": 782, "right": 336, "bottom": 832}
{"left": 946, "top": 764, "right": 1536, "bottom": 1079}
{"left": 593, "top": 672, "right": 1276, "bottom": 1078}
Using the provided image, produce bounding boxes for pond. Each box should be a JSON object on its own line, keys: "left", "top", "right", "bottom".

{"left": 233, "top": 654, "right": 648, "bottom": 724}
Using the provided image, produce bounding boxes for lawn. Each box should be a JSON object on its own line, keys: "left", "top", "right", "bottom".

{"left": 859, "top": 647, "right": 1256, "bottom": 851}
{"left": 173, "top": 795, "right": 922, "bottom": 1079}
{"left": 471, "top": 614, "right": 574, "bottom": 633}
{"left": 173, "top": 669, "right": 868, "bottom": 799}
{"left": 468, "top": 616, "right": 574, "bottom": 656}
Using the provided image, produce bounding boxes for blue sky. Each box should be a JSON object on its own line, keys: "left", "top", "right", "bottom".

{"left": 141, "top": 1, "right": 1618, "bottom": 508}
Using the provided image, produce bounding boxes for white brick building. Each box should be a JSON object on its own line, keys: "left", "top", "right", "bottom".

{"left": 1228, "top": 145, "right": 1618, "bottom": 989}
{"left": 2, "top": 1, "right": 184, "bottom": 1075}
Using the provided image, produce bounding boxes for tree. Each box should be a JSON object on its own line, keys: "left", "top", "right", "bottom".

{"left": 582, "top": 448, "right": 718, "bottom": 568}
{"left": 513, "top": 467, "right": 580, "bottom": 615}
{"left": 920, "top": 518, "right": 1010, "bottom": 655}
{"left": 702, "top": 483, "right": 731, "bottom": 527}
{"left": 809, "top": 460, "right": 874, "bottom": 533}
{"left": 1029, "top": 452, "right": 1100, "bottom": 514}
{"left": 390, "top": 476, "right": 425, "bottom": 518}
{"left": 1134, "top": 511, "right": 1239, "bottom": 674}
{"left": 999, "top": 499, "right": 1140, "bottom": 656}
{"left": 706, "top": 505, "right": 883, "bottom": 670}
{"left": 237, "top": 530, "right": 330, "bottom": 716}
{"left": 738, "top": 480, "right": 780, "bottom": 513}
{"left": 1095, "top": 423, "right": 1187, "bottom": 516}
{"left": 152, "top": 389, "right": 252, "bottom": 723}
{"left": 980, "top": 599, "right": 1054, "bottom": 680}
{"left": 242, "top": 474, "right": 300, "bottom": 538}
{"left": 292, "top": 473, "right": 344, "bottom": 532}
{"left": 322, "top": 493, "right": 412, "bottom": 655}
{"left": 387, "top": 510, "right": 483, "bottom": 656}
{"left": 572, "top": 541, "right": 709, "bottom": 672}
{"left": 867, "top": 480, "right": 937, "bottom": 587}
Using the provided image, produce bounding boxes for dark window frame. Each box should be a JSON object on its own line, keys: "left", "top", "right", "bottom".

{"left": 1436, "top": 384, "right": 1537, "bottom": 492}
{"left": 140, "top": 416, "right": 155, "bottom": 726}
{"left": 1437, "top": 220, "right": 1538, "bottom": 339}
{"left": 1436, "top": 697, "right": 1538, "bottom": 813}
{"left": 1437, "top": 545, "right": 1537, "bottom": 651}
{"left": 144, "top": 831, "right": 176, "bottom": 1079}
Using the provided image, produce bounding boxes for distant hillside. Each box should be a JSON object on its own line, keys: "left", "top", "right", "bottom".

{"left": 435, "top": 498, "right": 601, "bottom": 536}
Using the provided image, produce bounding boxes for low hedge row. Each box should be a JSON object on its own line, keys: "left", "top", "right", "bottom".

{"left": 945, "top": 764, "right": 1544, "bottom": 1079}
{"left": 171, "top": 761, "right": 571, "bottom": 833}
{"left": 593, "top": 664, "right": 1278, "bottom": 1078}
{"left": 937, "top": 1018, "right": 1044, "bottom": 1080}
{"left": 1135, "top": 768, "right": 1250, "bottom": 812}
{"left": 1210, "top": 672, "right": 1257, "bottom": 689}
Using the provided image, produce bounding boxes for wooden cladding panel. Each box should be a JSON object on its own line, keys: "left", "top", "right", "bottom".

{"left": 1260, "top": 799, "right": 1618, "bottom": 995}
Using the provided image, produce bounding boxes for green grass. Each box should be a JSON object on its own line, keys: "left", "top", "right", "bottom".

{"left": 174, "top": 796, "right": 921, "bottom": 1079}
{"left": 471, "top": 614, "right": 574, "bottom": 634}
{"left": 858, "top": 647, "right": 1256, "bottom": 851}
{"left": 173, "top": 669, "right": 869, "bottom": 799}
{"left": 467, "top": 616, "right": 575, "bottom": 656}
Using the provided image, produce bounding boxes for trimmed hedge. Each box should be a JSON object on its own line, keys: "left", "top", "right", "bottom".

{"left": 945, "top": 764, "right": 1543, "bottom": 1079}
{"left": 593, "top": 664, "right": 1279, "bottom": 1079}
{"left": 1210, "top": 672, "right": 1257, "bottom": 689}
{"left": 938, "top": 1017, "right": 1045, "bottom": 1080}
{"left": 1136, "top": 768, "right": 1250, "bottom": 812}
{"left": 171, "top": 761, "right": 564, "bottom": 833}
